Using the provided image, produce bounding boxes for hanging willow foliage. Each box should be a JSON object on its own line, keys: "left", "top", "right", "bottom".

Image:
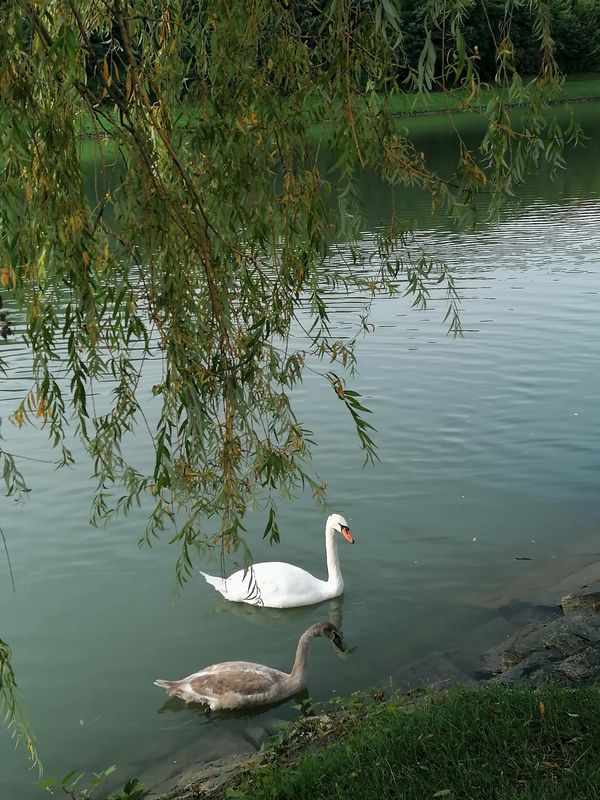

{"left": 0, "top": 0, "right": 581, "bottom": 566}
{"left": 0, "top": 0, "right": 584, "bottom": 766}
{"left": 0, "top": 637, "right": 40, "bottom": 769}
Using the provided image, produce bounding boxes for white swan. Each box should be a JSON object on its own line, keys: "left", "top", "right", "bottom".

{"left": 199, "top": 513, "right": 354, "bottom": 608}
{"left": 154, "top": 621, "right": 345, "bottom": 711}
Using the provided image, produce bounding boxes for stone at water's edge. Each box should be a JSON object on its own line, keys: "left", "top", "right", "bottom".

{"left": 388, "top": 599, "right": 563, "bottom": 693}
{"left": 390, "top": 588, "right": 600, "bottom": 691}
{"left": 149, "top": 753, "right": 262, "bottom": 800}
{"left": 486, "top": 605, "right": 600, "bottom": 686}
{"left": 388, "top": 649, "right": 492, "bottom": 692}
{"left": 562, "top": 591, "right": 600, "bottom": 615}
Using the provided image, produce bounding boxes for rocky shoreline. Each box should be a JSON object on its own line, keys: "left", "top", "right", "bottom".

{"left": 148, "top": 569, "right": 600, "bottom": 800}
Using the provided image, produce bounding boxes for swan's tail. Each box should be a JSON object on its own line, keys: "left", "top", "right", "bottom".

{"left": 154, "top": 679, "right": 179, "bottom": 696}
{"left": 199, "top": 570, "right": 228, "bottom": 596}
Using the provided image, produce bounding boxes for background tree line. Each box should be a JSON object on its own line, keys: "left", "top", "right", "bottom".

{"left": 75, "top": 0, "right": 600, "bottom": 103}
{"left": 399, "top": 0, "right": 600, "bottom": 82}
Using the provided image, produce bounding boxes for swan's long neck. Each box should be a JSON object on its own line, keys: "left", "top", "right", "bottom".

{"left": 325, "top": 526, "right": 343, "bottom": 594}
{"left": 290, "top": 627, "right": 316, "bottom": 683}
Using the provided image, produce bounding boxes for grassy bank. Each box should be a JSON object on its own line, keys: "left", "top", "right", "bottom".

{"left": 174, "top": 75, "right": 600, "bottom": 132}
{"left": 386, "top": 73, "right": 600, "bottom": 116}
{"left": 227, "top": 686, "right": 600, "bottom": 800}
{"left": 77, "top": 74, "right": 600, "bottom": 137}
{"left": 177, "top": 74, "right": 600, "bottom": 125}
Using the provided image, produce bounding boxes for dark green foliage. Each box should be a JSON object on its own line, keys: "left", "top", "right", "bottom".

{"left": 37, "top": 765, "right": 147, "bottom": 798}
{"left": 0, "top": 638, "right": 39, "bottom": 769}
{"left": 397, "top": 0, "right": 600, "bottom": 83}
{"left": 549, "top": 0, "right": 600, "bottom": 74}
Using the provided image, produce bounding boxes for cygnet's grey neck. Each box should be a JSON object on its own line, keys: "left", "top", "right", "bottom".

{"left": 289, "top": 625, "right": 319, "bottom": 683}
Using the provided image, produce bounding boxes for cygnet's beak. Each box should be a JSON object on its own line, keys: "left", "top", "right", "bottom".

{"left": 332, "top": 631, "right": 346, "bottom": 652}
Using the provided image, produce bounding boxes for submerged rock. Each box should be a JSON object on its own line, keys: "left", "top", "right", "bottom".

{"left": 390, "top": 591, "right": 600, "bottom": 691}
{"left": 390, "top": 649, "right": 491, "bottom": 691}
{"left": 390, "top": 599, "right": 562, "bottom": 691}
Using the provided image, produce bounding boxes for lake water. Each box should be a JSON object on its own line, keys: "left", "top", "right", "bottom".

{"left": 2, "top": 104, "right": 600, "bottom": 798}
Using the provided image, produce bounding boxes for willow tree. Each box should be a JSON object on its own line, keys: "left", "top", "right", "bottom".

{"left": 0, "top": 0, "right": 581, "bottom": 764}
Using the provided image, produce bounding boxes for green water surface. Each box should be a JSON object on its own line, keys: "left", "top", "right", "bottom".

{"left": 2, "top": 104, "right": 600, "bottom": 798}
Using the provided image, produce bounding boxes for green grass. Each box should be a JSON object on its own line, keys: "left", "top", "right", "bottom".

{"left": 556, "top": 74, "right": 600, "bottom": 102}
{"left": 230, "top": 686, "right": 600, "bottom": 800}
{"left": 76, "top": 74, "right": 600, "bottom": 137}
{"left": 174, "top": 75, "right": 600, "bottom": 128}
{"left": 386, "top": 74, "right": 600, "bottom": 116}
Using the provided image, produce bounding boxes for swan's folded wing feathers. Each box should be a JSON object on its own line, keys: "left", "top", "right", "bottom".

{"left": 189, "top": 662, "right": 284, "bottom": 698}
{"left": 243, "top": 563, "right": 327, "bottom": 606}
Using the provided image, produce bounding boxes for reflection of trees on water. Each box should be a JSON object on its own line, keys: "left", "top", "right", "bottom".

{"left": 356, "top": 104, "right": 600, "bottom": 232}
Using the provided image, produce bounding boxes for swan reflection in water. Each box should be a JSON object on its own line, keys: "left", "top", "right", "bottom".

{"left": 212, "top": 593, "right": 345, "bottom": 629}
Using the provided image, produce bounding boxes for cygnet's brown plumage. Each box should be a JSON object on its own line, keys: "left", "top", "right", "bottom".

{"left": 154, "top": 621, "right": 345, "bottom": 711}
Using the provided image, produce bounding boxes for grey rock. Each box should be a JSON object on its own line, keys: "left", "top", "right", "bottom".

{"left": 553, "top": 646, "right": 600, "bottom": 683}
{"left": 492, "top": 649, "right": 560, "bottom": 685}
{"left": 562, "top": 591, "right": 600, "bottom": 614}
{"left": 156, "top": 752, "right": 261, "bottom": 800}
{"left": 486, "top": 608, "right": 600, "bottom": 686}
{"left": 496, "top": 599, "right": 561, "bottom": 627}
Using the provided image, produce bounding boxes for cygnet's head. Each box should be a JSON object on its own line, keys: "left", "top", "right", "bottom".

{"left": 313, "top": 620, "right": 346, "bottom": 652}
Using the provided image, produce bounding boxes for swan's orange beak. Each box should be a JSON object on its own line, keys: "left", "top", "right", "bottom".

{"left": 340, "top": 525, "right": 354, "bottom": 543}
